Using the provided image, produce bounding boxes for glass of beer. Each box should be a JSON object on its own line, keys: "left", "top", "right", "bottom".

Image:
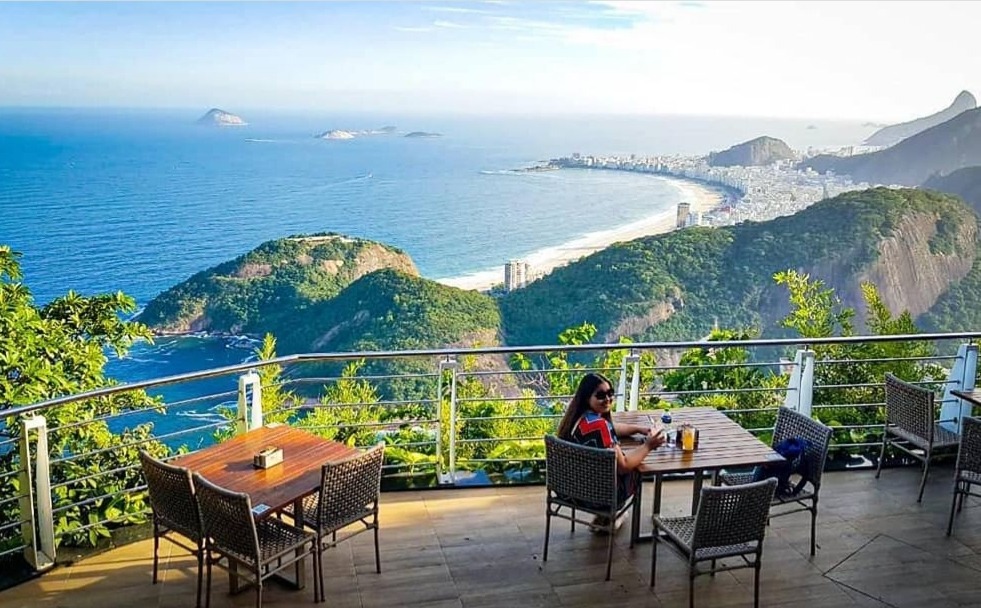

{"left": 682, "top": 424, "right": 696, "bottom": 451}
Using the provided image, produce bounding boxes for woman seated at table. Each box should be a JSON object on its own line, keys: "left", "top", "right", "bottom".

{"left": 555, "top": 372, "right": 665, "bottom": 531}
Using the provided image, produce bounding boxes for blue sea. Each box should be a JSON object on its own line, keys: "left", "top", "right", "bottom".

{"left": 0, "top": 107, "right": 873, "bottom": 440}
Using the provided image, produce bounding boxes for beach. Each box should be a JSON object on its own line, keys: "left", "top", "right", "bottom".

{"left": 435, "top": 176, "right": 726, "bottom": 292}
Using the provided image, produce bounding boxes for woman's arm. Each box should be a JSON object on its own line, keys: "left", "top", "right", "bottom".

{"left": 612, "top": 421, "right": 650, "bottom": 437}
{"left": 614, "top": 430, "right": 664, "bottom": 472}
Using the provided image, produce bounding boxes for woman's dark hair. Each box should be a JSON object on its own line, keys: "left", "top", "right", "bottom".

{"left": 555, "top": 372, "right": 614, "bottom": 439}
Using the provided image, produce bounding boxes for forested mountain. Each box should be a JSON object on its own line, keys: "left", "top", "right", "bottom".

{"left": 801, "top": 108, "right": 981, "bottom": 186}
{"left": 864, "top": 91, "right": 976, "bottom": 147}
{"left": 139, "top": 234, "right": 418, "bottom": 334}
{"left": 501, "top": 188, "right": 977, "bottom": 345}
{"left": 708, "top": 136, "right": 795, "bottom": 167}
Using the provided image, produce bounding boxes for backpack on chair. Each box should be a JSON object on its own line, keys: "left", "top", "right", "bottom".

{"left": 752, "top": 437, "right": 812, "bottom": 498}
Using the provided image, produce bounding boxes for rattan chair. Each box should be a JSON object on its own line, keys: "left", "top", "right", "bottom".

{"left": 876, "top": 373, "right": 959, "bottom": 502}
{"left": 718, "top": 407, "right": 833, "bottom": 556}
{"left": 193, "top": 473, "right": 317, "bottom": 608}
{"left": 139, "top": 451, "right": 205, "bottom": 608}
{"left": 651, "top": 478, "right": 777, "bottom": 608}
{"left": 947, "top": 416, "right": 981, "bottom": 536}
{"left": 288, "top": 442, "right": 385, "bottom": 603}
{"left": 542, "top": 434, "right": 636, "bottom": 581}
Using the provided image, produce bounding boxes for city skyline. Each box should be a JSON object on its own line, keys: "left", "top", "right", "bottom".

{"left": 1, "top": 1, "right": 980, "bottom": 121}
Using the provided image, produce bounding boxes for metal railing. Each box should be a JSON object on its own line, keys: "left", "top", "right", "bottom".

{"left": 1, "top": 331, "right": 979, "bottom": 572}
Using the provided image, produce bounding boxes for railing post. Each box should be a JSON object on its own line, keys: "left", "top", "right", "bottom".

{"left": 628, "top": 350, "right": 641, "bottom": 411}
{"left": 943, "top": 343, "right": 978, "bottom": 433}
{"left": 616, "top": 355, "right": 628, "bottom": 412}
{"left": 783, "top": 350, "right": 815, "bottom": 416}
{"left": 436, "top": 357, "right": 458, "bottom": 485}
{"left": 20, "top": 416, "right": 55, "bottom": 571}
{"left": 237, "top": 371, "right": 263, "bottom": 433}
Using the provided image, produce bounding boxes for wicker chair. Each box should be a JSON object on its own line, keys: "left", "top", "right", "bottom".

{"left": 288, "top": 442, "right": 385, "bottom": 603}
{"left": 718, "top": 407, "right": 833, "bottom": 556}
{"left": 193, "top": 473, "right": 317, "bottom": 608}
{"left": 875, "top": 373, "right": 960, "bottom": 503}
{"left": 542, "top": 434, "right": 636, "bottom": 581}
{"left": 651, "top": 478, "right": 777, "bottom": 608}
{"left": 139, "top": 451, "right": 205, "bottom": 608}
{"left": 947, "top": 416, "right": 981, "bottom": 536}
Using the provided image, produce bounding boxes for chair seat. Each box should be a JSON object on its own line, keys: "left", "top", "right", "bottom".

{"left": 889, "top": 423, "right": 960, "bottom": 451}
{"left": 220, "top": 517, "right": 313, "bottom": 565}
{"left": 289, "top": 495, "right": 374, "bottom": 535}
{"left": 657, "top": 515, "right": 759, "bottom": 561}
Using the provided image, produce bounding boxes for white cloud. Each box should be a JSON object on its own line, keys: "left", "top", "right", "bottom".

{"left": 433, "top": 19, "right": 467, "bottom": 29}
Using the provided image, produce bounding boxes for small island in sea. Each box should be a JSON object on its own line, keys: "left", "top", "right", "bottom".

{"left": 404, "top": 131, "right": 442, "bottom": 138}
{"left": 317, "top": 126, "right": 397, "bottom": 140}
{"left": 196, "top": 108, "right": 247, "bottom": 126}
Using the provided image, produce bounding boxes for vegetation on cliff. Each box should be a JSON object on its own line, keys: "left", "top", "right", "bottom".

{"left": 924, "top": 166, "right": 981, "bottom": 214}
{"left": 501, "top": 188, "right": 975, "bottom": 345}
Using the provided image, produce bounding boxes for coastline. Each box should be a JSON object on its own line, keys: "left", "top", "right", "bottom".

{"left": 435, "top": 175, "right": 726, "bottom": 292}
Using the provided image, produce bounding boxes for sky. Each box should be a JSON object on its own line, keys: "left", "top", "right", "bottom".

{"left": 1, "top": 1, "right": 980, "bottom": 121}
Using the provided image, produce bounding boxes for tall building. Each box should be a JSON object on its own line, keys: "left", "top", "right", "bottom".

{"left": 676, "top": 202, "right": 691, "bottom": 229}
{"left": 504, "top": 260, "right": 529, "bottom": 292}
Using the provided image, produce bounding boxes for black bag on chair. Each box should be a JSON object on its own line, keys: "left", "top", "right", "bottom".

{"left": 753, "top": 437, "right": 812, "bottom": 497}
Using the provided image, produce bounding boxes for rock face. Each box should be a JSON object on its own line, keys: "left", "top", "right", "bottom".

{"left": 708, "top": 136, "right": 795, "bottom": 167}
{"left": 801, "top": 107, "right": 981, "bottom": 186}
{"left": 864, "top": 91, "right": 977, "bottom": 147}
{"left": 197, "top": 108, "right": 247, "bottom": 126}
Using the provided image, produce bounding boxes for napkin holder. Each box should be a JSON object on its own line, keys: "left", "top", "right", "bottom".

{"left": 253, "top": 446, "right": 284, "bottom": 469}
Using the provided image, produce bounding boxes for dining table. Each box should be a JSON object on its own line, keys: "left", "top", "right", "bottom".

{"left": 614, "top": 407, "right": 784, "bottom": 543}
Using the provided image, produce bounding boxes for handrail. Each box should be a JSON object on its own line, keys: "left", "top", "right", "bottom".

{"left": 5, "top": 331, "right": 979, "bottom": 419}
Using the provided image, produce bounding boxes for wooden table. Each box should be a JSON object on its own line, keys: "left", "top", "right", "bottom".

{"left": 614, "top": 408, "right": 784, "bottom": 543}
{"left": 172, "top": 425, "right": 359, "bottom": 591}
{"left": 953, "top": 389, "right": 981, "bottom": 408}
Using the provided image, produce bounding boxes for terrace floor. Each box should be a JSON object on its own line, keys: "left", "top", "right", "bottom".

{"left": 4, "top": 465, "right": 981, "bottom": 608}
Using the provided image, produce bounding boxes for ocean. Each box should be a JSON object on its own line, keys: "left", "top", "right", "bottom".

{"left": 0, "top": 107, "right": 873, "bottom": 438}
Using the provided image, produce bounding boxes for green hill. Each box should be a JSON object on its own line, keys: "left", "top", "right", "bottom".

{"left": 139, "top": 233, "right": 418, "bottom": 335}
{"left": 708, "top": 136, "right": 795, "bottom": 167}
{"left": 923, "top": 167, "right": 981, "bottom": 214}
{"left": 501, "top": 188, "right": 976, "bottom": 344}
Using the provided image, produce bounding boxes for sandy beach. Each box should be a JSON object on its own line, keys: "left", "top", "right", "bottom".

{"left": 436, "top": 176, "right": 726, "bottom": 292}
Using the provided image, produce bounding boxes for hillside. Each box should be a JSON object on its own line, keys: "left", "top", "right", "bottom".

{"left": 800, "top": 108, "right": 981, "bottom": 186}
{"left": 500, "top": 188, "right": 977, "bottom": 345}
{"left": 864, "top": 91, "right": 976, "bottom": 147}
{"left": 923, "top": 167, "right": 981, "bottom": 214}
{"left": 139, "top": 234, "right": 418, "bottom": 335}
{"left": 708, "top": 136, "right": 795, "bottom": 167}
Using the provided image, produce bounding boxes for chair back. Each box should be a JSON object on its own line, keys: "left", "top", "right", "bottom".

{"left": 772, "top": 407, "right": 833, "bottom": 490}
{"left": 957, "top": 416, "right": 981, "bottom": 476}
{"left": 884, "top": 373, "right": 935, "bottom": 443}
{"left": 193, "top": 473, "right": 261, "bottom": 565}
{"left": 544, "top": 435, "right": 618, "bottom": 509}
{"left": 691, "top": 478, "right": 777, "bottom": 552}
{"left": 139, "top": 451, "right": 202, "bottom": 541}
{"left": 315, "top": 442, "right": 385, "bottom": 529}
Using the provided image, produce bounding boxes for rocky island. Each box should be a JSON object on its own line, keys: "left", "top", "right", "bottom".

{"left": 197, "top": 108, "right": 247, "bottom": 126}
{"left": 404, "top": 131, "right": 442, "bottom": 138}
{"left": 317, "top": 126, "right": 397, "bottom": 140}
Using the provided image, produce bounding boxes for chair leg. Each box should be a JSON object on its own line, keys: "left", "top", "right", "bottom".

{"left": 875, "top": 434, "right": 888, "bottom": 479}
{"left": 570, "top": 507, "right": 576, "bottom": 533}
{"left": 710, "top": 559, "right": 716, "bottom": 576}
{"left": 373, "top": 523, "right": 381, "bottom": 574}
{"left": 650, "top": 535, "right": 658, "bottom": 588}
{"left": 809, "top": 498, "right": 818, "bottom": 556}
{"left": 948, "top": 481, "right": 960, "bottom": 536}
{"left": 917, "top": 452, "right": 931, "bottom": 503}
{"left": 754, "top": 561, "right": 761, "bottom": 608}
{"left": 318, "top": 535, "right": 326, "bottom": 604}
{"left": 957, "top": 481, "right": 967, "bottom": 513}
{"left": 689, "top": 573, "right": 695, "bottom": 608}
{"left": 195, "top": 550, "right": 204, "bottom": 608}
{"left": 205, "top": 554, "right": 213, "bottom": 608}
{"left": 254, "top": 582, "right": 262, "bottom": 608}
{"left": 543, "top": 506, "right": 552, "bottom": 563}
{"left": 604, "top": 523, "right": 615, "bottom": 581}
{"left": 152, "top": 524, "right": 160, "bottom": 584}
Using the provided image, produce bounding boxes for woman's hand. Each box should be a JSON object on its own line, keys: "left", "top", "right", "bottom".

{"left": 645, "top": 427, "right": 666, "bottom": 449}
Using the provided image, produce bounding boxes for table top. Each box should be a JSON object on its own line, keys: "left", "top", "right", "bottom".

{"left": 614, "top": 407, "right": 784, "bottom": 475}
{"left": 952, "top": 389, "right": 981, "bottom": 407}
{"left": 172, "top": 425, "right": 359, "bottom": 516}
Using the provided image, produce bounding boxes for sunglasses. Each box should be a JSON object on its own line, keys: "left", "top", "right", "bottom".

{"left": 593, "top": 389, "right": 616, "bottom": 400}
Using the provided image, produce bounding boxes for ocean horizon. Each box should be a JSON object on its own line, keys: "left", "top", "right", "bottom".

{"left": 1, "top": 107, "right": 876, "bottom": 436}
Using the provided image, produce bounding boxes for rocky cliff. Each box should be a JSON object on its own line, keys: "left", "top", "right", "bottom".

{"left": 708, "top": 136, "right": 795, "bottom": 167}
{"left": 197, "top": 108, "right": 247, "bottom": 126}
{"left": 864, "top": 91, "right": 976, "bottom": 147}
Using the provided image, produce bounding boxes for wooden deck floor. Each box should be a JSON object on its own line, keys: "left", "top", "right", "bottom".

{"left": 4, "top": 465, "right": 981, "bottom": 607}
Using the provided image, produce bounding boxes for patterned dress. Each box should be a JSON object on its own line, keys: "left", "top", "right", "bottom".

{"left": 569, "top": 410, "right": 636, "bottom": 506}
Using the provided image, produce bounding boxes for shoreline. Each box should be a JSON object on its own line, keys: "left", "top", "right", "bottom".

{"left": 435, "top": 174, "right": 727, "bottom": 292}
